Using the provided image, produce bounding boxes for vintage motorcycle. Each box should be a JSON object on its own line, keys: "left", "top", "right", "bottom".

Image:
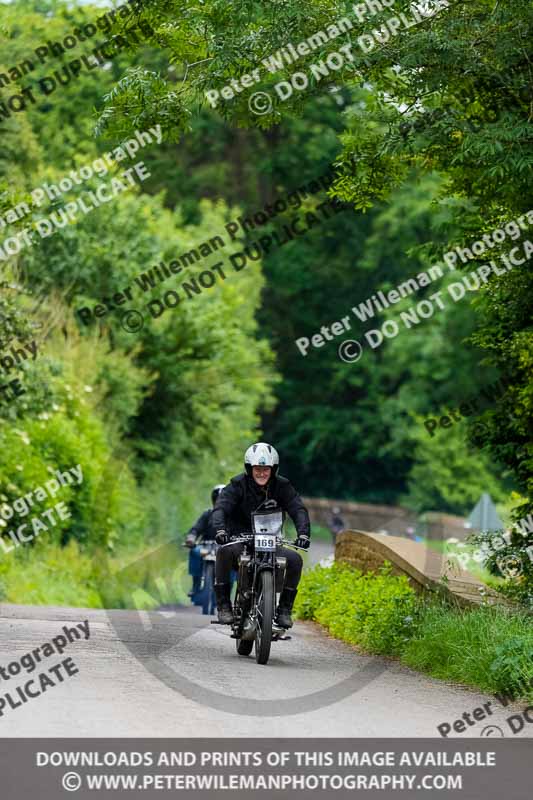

{"left": 184, "top": 536, "right": 217, "bottom": 616}
{"left": 214, "top": 507, "right": 306, "bottom": 665}
{"left": 195, "top": 540, "right": 217, "bottom": 615}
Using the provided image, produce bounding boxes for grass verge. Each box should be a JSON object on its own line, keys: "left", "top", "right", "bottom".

{"left": 0, "top": 537, "right": 190, "bottom": 609}
{"left": 295, "top": 561, "right": 532, "bottom": 702}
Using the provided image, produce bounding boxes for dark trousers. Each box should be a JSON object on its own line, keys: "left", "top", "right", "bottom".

{"left": 216, "top": 543, "right": 303, "bottom": 590}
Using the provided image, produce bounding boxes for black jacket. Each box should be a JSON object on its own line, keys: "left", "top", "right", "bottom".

{"left": 187, "top": 509, "right": 217, "bottom": 542}
{"left": 212, "top": 472, "right": 310, "bottom": 538}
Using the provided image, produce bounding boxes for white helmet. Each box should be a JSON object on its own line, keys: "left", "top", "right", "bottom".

{"left": 211, "top": 484, "right": 225, "bottom": 505}
{"left": 244, "top": 442, "right": 279, "bottom": 477}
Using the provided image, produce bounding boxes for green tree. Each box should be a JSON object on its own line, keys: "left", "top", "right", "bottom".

{"left": 401, "top": 419, "right": 509, "bottom": 514}
{"left": 329, "top": 0, "right": 533, "bottom": 520}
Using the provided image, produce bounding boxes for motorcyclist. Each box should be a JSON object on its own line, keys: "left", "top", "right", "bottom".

{"left": 213, "top": 442, "right": 311, "bottom": 629}
{"left": 184, "top": 485, "right": 225, "bottom": 597}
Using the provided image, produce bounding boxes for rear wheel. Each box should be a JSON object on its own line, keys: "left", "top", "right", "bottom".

{"left": 255, "top": 571, "right": 274, "bottom": 665}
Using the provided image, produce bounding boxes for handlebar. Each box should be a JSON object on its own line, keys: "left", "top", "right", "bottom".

{"left": 218, "top": 535, "right": 309, "bottom": 551}
{"left": 279, "top": 538, "right": 309, "bottom": 551}
{"left": 218, "top": 536, "right": 252, "bottom": 548}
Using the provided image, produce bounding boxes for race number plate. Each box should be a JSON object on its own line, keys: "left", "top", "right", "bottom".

{"left": 255, "top": 534, "right": 276, "bottom": 551}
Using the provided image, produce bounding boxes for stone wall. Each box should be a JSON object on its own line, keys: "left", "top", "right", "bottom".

{"left": 334, "top": 530, "right": 435, "bottom": 596}
{"left": 302, "top": 496, "right": 416, "bottom": 536}
{"left": 303, "top": 496, "right": 470, "bottom": 542}
{"left": 334, "top": 530, "right": 505, "bottom": 608}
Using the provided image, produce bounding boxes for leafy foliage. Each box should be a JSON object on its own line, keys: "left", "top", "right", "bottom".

{"left": 297, "top": 562, "right": 533, "bottom": 700}
{"left": 328, "top": 0, "right": 533, "bottom": 521}
{"left": 295, "top": 561, "right": 418, "bottom": 654}
{"left": 84, "top": 0, "right": 524, "bottom": 508}
{"left": 0, "top": 0, "right": 530, "bottom": 607}
{"left": 468, "top": 521, "right": 533, "bottom": 610}
{"left": 401, "top": 419, "right": 510, "bottom": 514}
{"left": 0, "top": 0, "right": 276, "bottom": 604}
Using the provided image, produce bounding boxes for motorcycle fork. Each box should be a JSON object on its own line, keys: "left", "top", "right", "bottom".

{"left": 234, "top": 544, "right": 253, "bottom": 635}
{"left": 237, "top": 550, "right": 277, "bottom": 633}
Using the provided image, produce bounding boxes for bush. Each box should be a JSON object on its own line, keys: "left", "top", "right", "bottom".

{"left": 295, "top": 561, "right": 419, "bottom": 655}
{"left": 467, "top": 527, "right": 533, "bottom": 611}
{"left": 0, "top": 539, "right": 103, "bottom": 608}
{"left": 0, "top": 536, "right": 190, "bottom": 610}
{"left": 296, "top": 561, "right": 533, "bottom": 701}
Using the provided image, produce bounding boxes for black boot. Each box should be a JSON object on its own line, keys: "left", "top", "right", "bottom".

{"left": 215, "top": 583, "right": 233, "bottom": 624}
{"left": 275, "top": 587, "right": 298, "bottom": 629}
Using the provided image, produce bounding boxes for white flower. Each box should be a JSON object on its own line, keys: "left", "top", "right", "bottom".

{"left": 84, "top": 385, "right": 93, "bottom": 393}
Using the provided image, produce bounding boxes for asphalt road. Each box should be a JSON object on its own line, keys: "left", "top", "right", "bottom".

{"left": 1, "top": 597, "right": 530, "bottom": 739}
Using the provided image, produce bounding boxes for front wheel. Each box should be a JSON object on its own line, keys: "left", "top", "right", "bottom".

{"left": 255, "top": 570, "right": 274, "bottom": 665}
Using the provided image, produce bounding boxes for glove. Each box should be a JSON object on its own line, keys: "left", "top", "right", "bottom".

{"left": 215, "top": 530, "right": 230, "bottom": 545}
{"left": 295, "top": 535, "right": 310, "bottom": 550}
